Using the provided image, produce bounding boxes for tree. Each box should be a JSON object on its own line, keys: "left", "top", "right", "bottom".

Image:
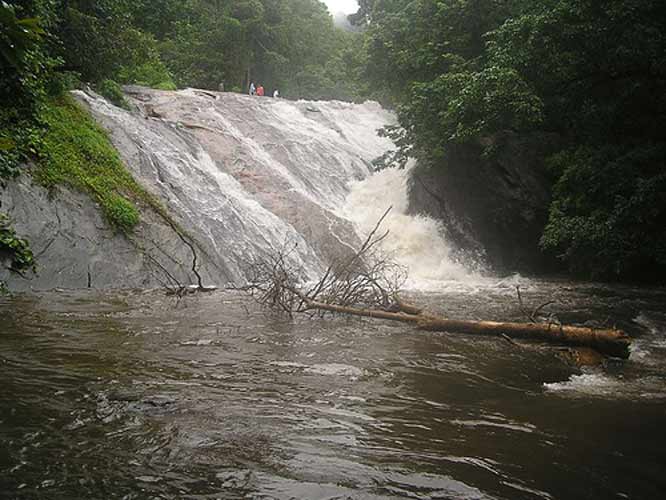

{"left": 1, "top": 1, "right": 54, "bottom": 180}
{"left": 362, "top": 0, "right": 666, "bottom": 281}
{"left": 348, "top": 0, "right": 375, "bottom": 26}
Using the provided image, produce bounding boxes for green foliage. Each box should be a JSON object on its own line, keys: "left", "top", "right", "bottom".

{"left": 153, "top": 0, "right": 365, "bottom": 99}
{"left": 372, "top": 125, "right": 412, "bottom": 171}
{"left": 0, "top": 114, "right": 46, "bottom": 185}
{"left": 46, "top": 70, "right": 82, "bottom": 96}
{"left": 103, "top": 193, "right": 140, "bottom": 230}
{"left": 494, "top": 0, "right": 666, "bottom": 279}
{"left": 96, "top": 79, "right": 129, "bottom": 109}
{"left": 0, "top": 1, "right": 62, "bottom": 185}
{"left": 348, "top": 0, "right": 374, "bottom": 26}
{"left": 363, "top": 0, "right": 666, "bottom": 281}
{"left": 34, "top": 95, "right": 147, "bottom": 233}
{"left": 52, "top": 3, "right": 176, "bottom": 91}
{"left": 541, "top": 145, "right": 666, "bottom": 279}
{"left": 0, "top": 212, "right": 35, "bottom": 273}
{"left": 0, "top": 137, "right": 20, "bottom": 182}
{"left": 119, "top": 61, "right": 176, "bottom": 90}
{"left": 114, "top": 29, "right": 176, "bottom": 90}
{"left": 0, "top": 3, "right": 44, "bottom": 67}
{"left": 3, "top": 0, "right": 367, "bottom": 130}
{"left": 56, "top": 2, "right": 135, "bottom": 83}
{"left": 159, "top": 13, "right": 240, "bottom": 91}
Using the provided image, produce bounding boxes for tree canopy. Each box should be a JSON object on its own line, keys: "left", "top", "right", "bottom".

{"left": 359, "top": 0, "right": 666, "bottom": 281}
{"left": 0, "top": 0, "right": 366, "bottom": 106}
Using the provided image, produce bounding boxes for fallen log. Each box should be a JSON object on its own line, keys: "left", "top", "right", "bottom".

{"left": 393, "top": 297, "right": 423, "bottom": 315}
{"left": 417, "top": 316, "right": 630, "bottom": 359}
{"left": 240, "top": 209, "right": 631, "bottom": 360}
{"left": 302, "top": 300, "right": 631, "bottom": 359}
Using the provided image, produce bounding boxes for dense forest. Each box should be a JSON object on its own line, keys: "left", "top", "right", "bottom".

{"left": 1, "top": 0, "right": 665, "bottom": 282}
{"left": 358, "top": 0, "right": 666, "bottom": 281}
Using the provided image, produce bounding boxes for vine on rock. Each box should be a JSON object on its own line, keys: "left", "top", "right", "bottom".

{"left": 0, "top": 212, "right": 35, "bottom": 291}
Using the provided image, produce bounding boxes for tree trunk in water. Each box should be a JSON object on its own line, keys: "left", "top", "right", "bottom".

{"left": 303, "top": 300, "right": 631, "bottom": 359}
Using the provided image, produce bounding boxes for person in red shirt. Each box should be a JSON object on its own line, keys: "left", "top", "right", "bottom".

{"left": 256, "top": 85, "right": 264, "bottom": 97}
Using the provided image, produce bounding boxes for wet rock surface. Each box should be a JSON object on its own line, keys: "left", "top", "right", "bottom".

{"left": 0, "top": 175, "right": 199, "bottom": 291}
{"left": 408, "top": 135, "right": 559, "bottom": 273}
{"left": 1, "top": 87, "right": 396, "bottom": 291}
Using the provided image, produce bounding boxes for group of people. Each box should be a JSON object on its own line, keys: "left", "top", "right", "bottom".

{"left": 249, "top": 81, "right": 279, "bottom": 98}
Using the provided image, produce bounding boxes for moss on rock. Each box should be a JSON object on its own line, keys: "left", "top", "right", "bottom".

{"left": 33, "top": 95, "right": 161, "bottom": 233}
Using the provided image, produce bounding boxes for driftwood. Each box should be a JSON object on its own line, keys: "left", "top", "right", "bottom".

{"left": 296, "top": 298, "right": 630, "bottom": 359}
{"left": 238, "top": 207, "right": 632, "bottom": 359}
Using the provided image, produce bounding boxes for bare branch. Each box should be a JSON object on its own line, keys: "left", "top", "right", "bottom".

{"left": 238, "top": 207, "right": 407, "bottom": 316}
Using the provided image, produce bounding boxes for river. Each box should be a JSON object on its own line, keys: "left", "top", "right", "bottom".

{"left": 1, "top": 279, "right": 665, "bottom": 499}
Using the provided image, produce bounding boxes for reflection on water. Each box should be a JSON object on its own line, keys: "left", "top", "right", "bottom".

{"left": 1, "top": 282, "right": 665, "bottom": 499}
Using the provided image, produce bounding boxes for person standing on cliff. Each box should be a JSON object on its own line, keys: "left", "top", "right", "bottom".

{"left": 249, "top": 81, "right": 256, "bottom": 96}
{"left": 273, "top": 89, "right": 279, "bottom": 98}
{"left": 256, "top": 84, "right": 264, "bottom": 97}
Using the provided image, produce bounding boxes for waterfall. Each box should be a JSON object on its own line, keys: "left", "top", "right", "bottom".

{"left": 343, "top": 163, "right": 479, "bottom": 289}
{"left": 75, "top": 87, "right": 478, "bottom": 288}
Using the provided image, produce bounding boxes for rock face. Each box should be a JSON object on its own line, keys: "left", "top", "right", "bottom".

{"left": 0, "top": 174, "right": 208, "bottom": 291}
{"left": 407, "top": 135, "right": 558, "bottom": 273}
{"left": 0, "top": 87, "right": 396, "bottom": 291}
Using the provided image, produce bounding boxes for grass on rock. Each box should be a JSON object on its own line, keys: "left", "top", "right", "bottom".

{"left": 34, "top": 95, "right": 164, "bottom": 233}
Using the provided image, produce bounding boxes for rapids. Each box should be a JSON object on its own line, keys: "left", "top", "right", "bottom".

{"left": 75, "top": 87, "right": 476, "bottom": 287}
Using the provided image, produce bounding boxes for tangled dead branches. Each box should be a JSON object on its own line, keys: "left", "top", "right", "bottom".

{"left": 238, "top": 207, "right": 407, "bottom": 317}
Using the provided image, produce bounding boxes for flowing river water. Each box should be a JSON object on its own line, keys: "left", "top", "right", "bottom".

{"left": 1, "top": 90, "right": 666, "bottom": 499}
{"left": 1, "top": 280, "right": 665, "bottom": 500}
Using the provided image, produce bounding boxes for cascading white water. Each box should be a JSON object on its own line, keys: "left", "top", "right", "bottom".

{"left": 343, "top": 162, "right": 479, "bottom": 289}
{"left": 77, "top": 87, "right": 480, "bottom": 288}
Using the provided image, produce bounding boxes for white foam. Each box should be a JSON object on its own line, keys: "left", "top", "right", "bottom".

{"left": 79, "top": 87, "right": 513, "bottom": 292}
{"left": 305, "top": 363, "right": 363, "bottom": 378}
{"left": 271, "top": 362, "right": 363, "bottom": 378}
{"left": 634, "top": 311, "right": 663, "bottom": 335}
{"left": 630, "top": 312, "right": 666, "bottom": 366}
{"left": 544, "top": 373, "right": 666, "bottom": 399}
{"left": 343, "top": 164, "right": 486, "bottom": 290}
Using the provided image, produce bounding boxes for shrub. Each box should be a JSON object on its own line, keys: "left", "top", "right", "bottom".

{"left": 0, "top": 212, "right": 35, "bottom": 272}
{"left": 97, "top": 79, "right": 129, "bottom": 109}
{"left": 118, "top": 59, "right": 176, "bottom": 90}
{"left": 541, "top": 144, "right": 666, "bottom": 280}
{"left": 102, "top": 194, "right": 140, "bottom": 232}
